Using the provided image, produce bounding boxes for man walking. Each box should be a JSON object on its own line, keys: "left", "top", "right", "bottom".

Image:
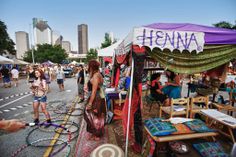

{"left": 11, "top": 66, "right": 19, "bottom": 87}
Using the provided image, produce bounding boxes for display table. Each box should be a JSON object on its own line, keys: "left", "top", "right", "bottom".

{"left": 201, "top": 109, "right": 236, "bottom": 143}
{"left": 144, "top": 118, "right": 218, "bottom": 156}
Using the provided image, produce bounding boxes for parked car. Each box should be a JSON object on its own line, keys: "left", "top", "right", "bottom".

{"left": 63, "top": 68, "right": 73, "bottom": 78}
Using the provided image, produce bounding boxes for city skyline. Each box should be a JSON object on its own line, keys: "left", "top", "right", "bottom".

{"left": 1, "top": 0, "right": 236, "bottom": 51}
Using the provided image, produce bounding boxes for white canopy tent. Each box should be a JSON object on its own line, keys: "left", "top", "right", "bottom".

{"left": 97, "top": 40, "right": 122, "bottom": 57}
{"left": 0, "top": 55, "right": 14, "bottom": 64}
{"left": 13, "top": 58, "right": 30, "bottom": 65}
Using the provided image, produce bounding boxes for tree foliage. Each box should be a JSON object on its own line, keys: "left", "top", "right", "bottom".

{"left": 213, "top": 21, "right": 236, "bottom": 30}
{"left": 0, "top": 20, "right": 16, "bottom": 55}
{"left": 101, "top": 33, "right": 112, "bottom": 48}
{"left": 85, "top": 48, "right": 98, "bottom": 63}
{"left": 23, "top": 44, "right": 68, "bottom": 63}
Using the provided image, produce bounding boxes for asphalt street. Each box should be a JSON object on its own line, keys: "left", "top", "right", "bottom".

{"left": 0, "top": 77, "right": 83, "bottom": 157}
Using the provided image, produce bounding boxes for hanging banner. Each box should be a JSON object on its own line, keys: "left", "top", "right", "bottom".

{"left": 134, "top": 27, "right": 205, "bottom": 53}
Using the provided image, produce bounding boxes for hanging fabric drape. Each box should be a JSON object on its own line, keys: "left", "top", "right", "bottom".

{"left": 147, "top": 45, "right": 236, "bottom": 74}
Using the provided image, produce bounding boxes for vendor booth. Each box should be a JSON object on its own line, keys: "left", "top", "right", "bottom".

{"left": 113, "top": 23, "right": 236, "bottom": 156}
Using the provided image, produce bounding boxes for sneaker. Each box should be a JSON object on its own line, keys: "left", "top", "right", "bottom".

{"left": 34, "top": 119, "right": 39, "bottom": 125}
{"left": 44, "top": 119, "right": 52, "bottom": 128}
{"left": 131, "top": 143, "right": 142, "bottom": 154}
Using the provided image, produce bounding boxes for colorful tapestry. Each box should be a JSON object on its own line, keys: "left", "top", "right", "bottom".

{"left": 193, "top": 142, "right": 229, "bottom": 157}
{"left": 172, "top": 123, "right": 193, "bottom": 135}
{"left": 144, "top": 118, "right": 177, "bottom": 136}
{"left": 74, "top": 120, "right": 109, "bottom": 157}
{"left": 184, "top": 119, "right": 215, "bottom": 133}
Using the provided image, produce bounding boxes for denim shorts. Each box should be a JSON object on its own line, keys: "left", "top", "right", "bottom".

{"left": 34, "top": 95, "right": 47, "bottom": 103}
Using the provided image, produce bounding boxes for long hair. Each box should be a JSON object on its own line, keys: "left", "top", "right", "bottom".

{"left": 166, "top": 70, "right": 176, "bottom": 81}
{"left": 88, "top": 59, "right": 100, "bottom": 77}
{"left": 35, "top": 69, "right": 46, "bottom": 81}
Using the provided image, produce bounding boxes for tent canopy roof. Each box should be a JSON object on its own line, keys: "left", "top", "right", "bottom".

{"left": 98, "top": 40, "right": 122, "bottom": 57}
{"left": 144, "top": 23, "right": 236, "bottom": 45}
{"left": 0, "top": 55, "right": 14, "bottom": 64}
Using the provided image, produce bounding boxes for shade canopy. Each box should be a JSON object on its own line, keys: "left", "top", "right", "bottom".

{"left": 13, "top": 58, "right": 30, "bottom": 65}
{"left": 98, "top": 40, "right": 122, "bottom": 57}
{"left": 115, "top": 23, "right": 236, "bottom": 74}
{"left": 42, "top": 60, "right": 54, "bottom": 66}
{"left": 0, "top": 55, "right": 14, "bottom": 64}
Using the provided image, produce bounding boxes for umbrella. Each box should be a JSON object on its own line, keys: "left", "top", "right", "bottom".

{"left": 42, "top": 60, "right": 54, "bottom": 66}
{"left": 0, "top": 55, "right": 14, "bottom": 64}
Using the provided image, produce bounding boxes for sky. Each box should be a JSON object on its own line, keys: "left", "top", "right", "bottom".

{"left": 0, "top": 0, "right": 236, "bottom": 51}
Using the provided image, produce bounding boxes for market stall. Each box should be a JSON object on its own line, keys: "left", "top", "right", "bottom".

{"left": 113, "top": 23, "right": 236, "bottom": 156}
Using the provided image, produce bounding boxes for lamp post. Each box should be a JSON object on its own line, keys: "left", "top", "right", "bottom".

{"left": 29, "top": 23, "right": 35, "bottom": 64}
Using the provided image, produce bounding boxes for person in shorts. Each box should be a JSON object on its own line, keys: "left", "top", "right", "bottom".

{"left": 56, "top": 65, "right": 65, "bottom": 91}
{"left": 0, "top": 66, "right": 11, "bottom": 88}
{"left": 30, "top": 69, "right": 51, "bottom": 126}
{"left": 77, "top": 64, "right": 85, "bottom": 102}
{"left": 11, "top": 66, "right": 19, "bottom": 87}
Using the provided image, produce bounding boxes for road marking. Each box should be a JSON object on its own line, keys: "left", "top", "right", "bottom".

{"left": 10, "top": 108, "right": 17, "bottom": 110}
{"left": 43, "top": 96, "right": 79, "bottom": 157}
{"left": 23, "top": 104, "right": 29, "bottom": 106}
{"left": 14, "top": 113, "right": 20, "bottom": 117}
{"left": 0, "top": 93, "right": 32, "bottom": 109}
{"left": 5, "top": 97, "right": 9, "bottom": 99}
{"left": 66, "top": 90, "right": 71, "bottom": 92}
{"left": 0, "top": 111, "right": 3, "bottom": 114}
{"left": 3, "top": 109, "right": 10, "bottom": 112}
{"left": 0, "top": 99, "right": 3, "bottom": 101}
{"left": 10, "top": 95, "right": 14, "bottom": 98}
{"left": 20, "top": 93, "right": 24, "bottom": 95}
{"left": 17, "top": 106, "right": 23, "bottom": 108}
{"left": 15, "top": 94, "right": 19, "bottom": 96}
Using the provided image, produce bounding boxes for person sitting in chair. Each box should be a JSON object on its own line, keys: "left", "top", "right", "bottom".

{"left": 162, "top": 70, "right": 181, "bottom": 99}
{"left": 150, "top": 73, "right": 170, "bottom": 106}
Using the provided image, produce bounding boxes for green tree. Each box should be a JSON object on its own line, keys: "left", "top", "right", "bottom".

{"left": 85, "top": 48, "right": 98, "bottom": 63}
{"left": 213, "top": 21, "right": 236, "bottom": 30}
{"left": 23, "top": 44, "right": 68, "bottom": 63}
{"left": 101, "top": 33, "right": 112, "bottom": 48}
{"left": 0, "top": 20, "right": 16, "bottom": 55}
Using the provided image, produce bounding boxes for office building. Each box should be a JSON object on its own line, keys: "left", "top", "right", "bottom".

{"left": 52, "top": 30, "right": 63, "bottom": 46}
{"left": 78, "top": 24, "right": 88, "bottom": 54}
{"left": 33, "top": 18, "right": 52, "bottom": 46}
{"left": 62, "top": 41, "right": 71, "bottom": 54}
{"left": 15, "top": 31, "right": 30, "bottom": 59}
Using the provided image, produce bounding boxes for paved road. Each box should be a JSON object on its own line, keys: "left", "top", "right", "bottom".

{"left": 0, "top": 77, "right": 83, "bottom": 157}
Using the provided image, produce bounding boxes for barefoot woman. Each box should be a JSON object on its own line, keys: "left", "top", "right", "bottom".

{"left": 84, "top": 60, "right": 106, "bottom": 140}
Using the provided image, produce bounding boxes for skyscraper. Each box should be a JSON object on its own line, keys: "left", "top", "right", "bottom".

{"left": 78, "top": 24, "right": 88, "bottom": 54}
{"left": 62, "top": 41, "right": 71, "bottom": 54}
{"left": 52, "top": 30, "right": 63, "bottom": 46}
{"left": 33, "top": 18, "right": 52, "bottom": 46}
{"left": 15, "top": 31, "right": 29, "bottom": 59}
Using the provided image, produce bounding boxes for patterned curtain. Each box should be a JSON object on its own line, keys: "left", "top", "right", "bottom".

{"left": 148, "top": 45, "right": 236, "bottom": 74}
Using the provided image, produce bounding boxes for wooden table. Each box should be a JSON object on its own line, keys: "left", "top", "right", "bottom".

{"left": 144, "top": 126, "right": 218, "bottom": 156}
{"left": 201, "top": 109, "right": 236, "bottom": 143}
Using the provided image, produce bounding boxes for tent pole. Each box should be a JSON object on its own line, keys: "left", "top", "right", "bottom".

{"left": 125, "top": 52, "right": 134, "bottom": 157}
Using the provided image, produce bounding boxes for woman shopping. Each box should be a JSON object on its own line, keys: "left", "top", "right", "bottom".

{"left": 84, "top": 60, "right": 106, "bottom": 141}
